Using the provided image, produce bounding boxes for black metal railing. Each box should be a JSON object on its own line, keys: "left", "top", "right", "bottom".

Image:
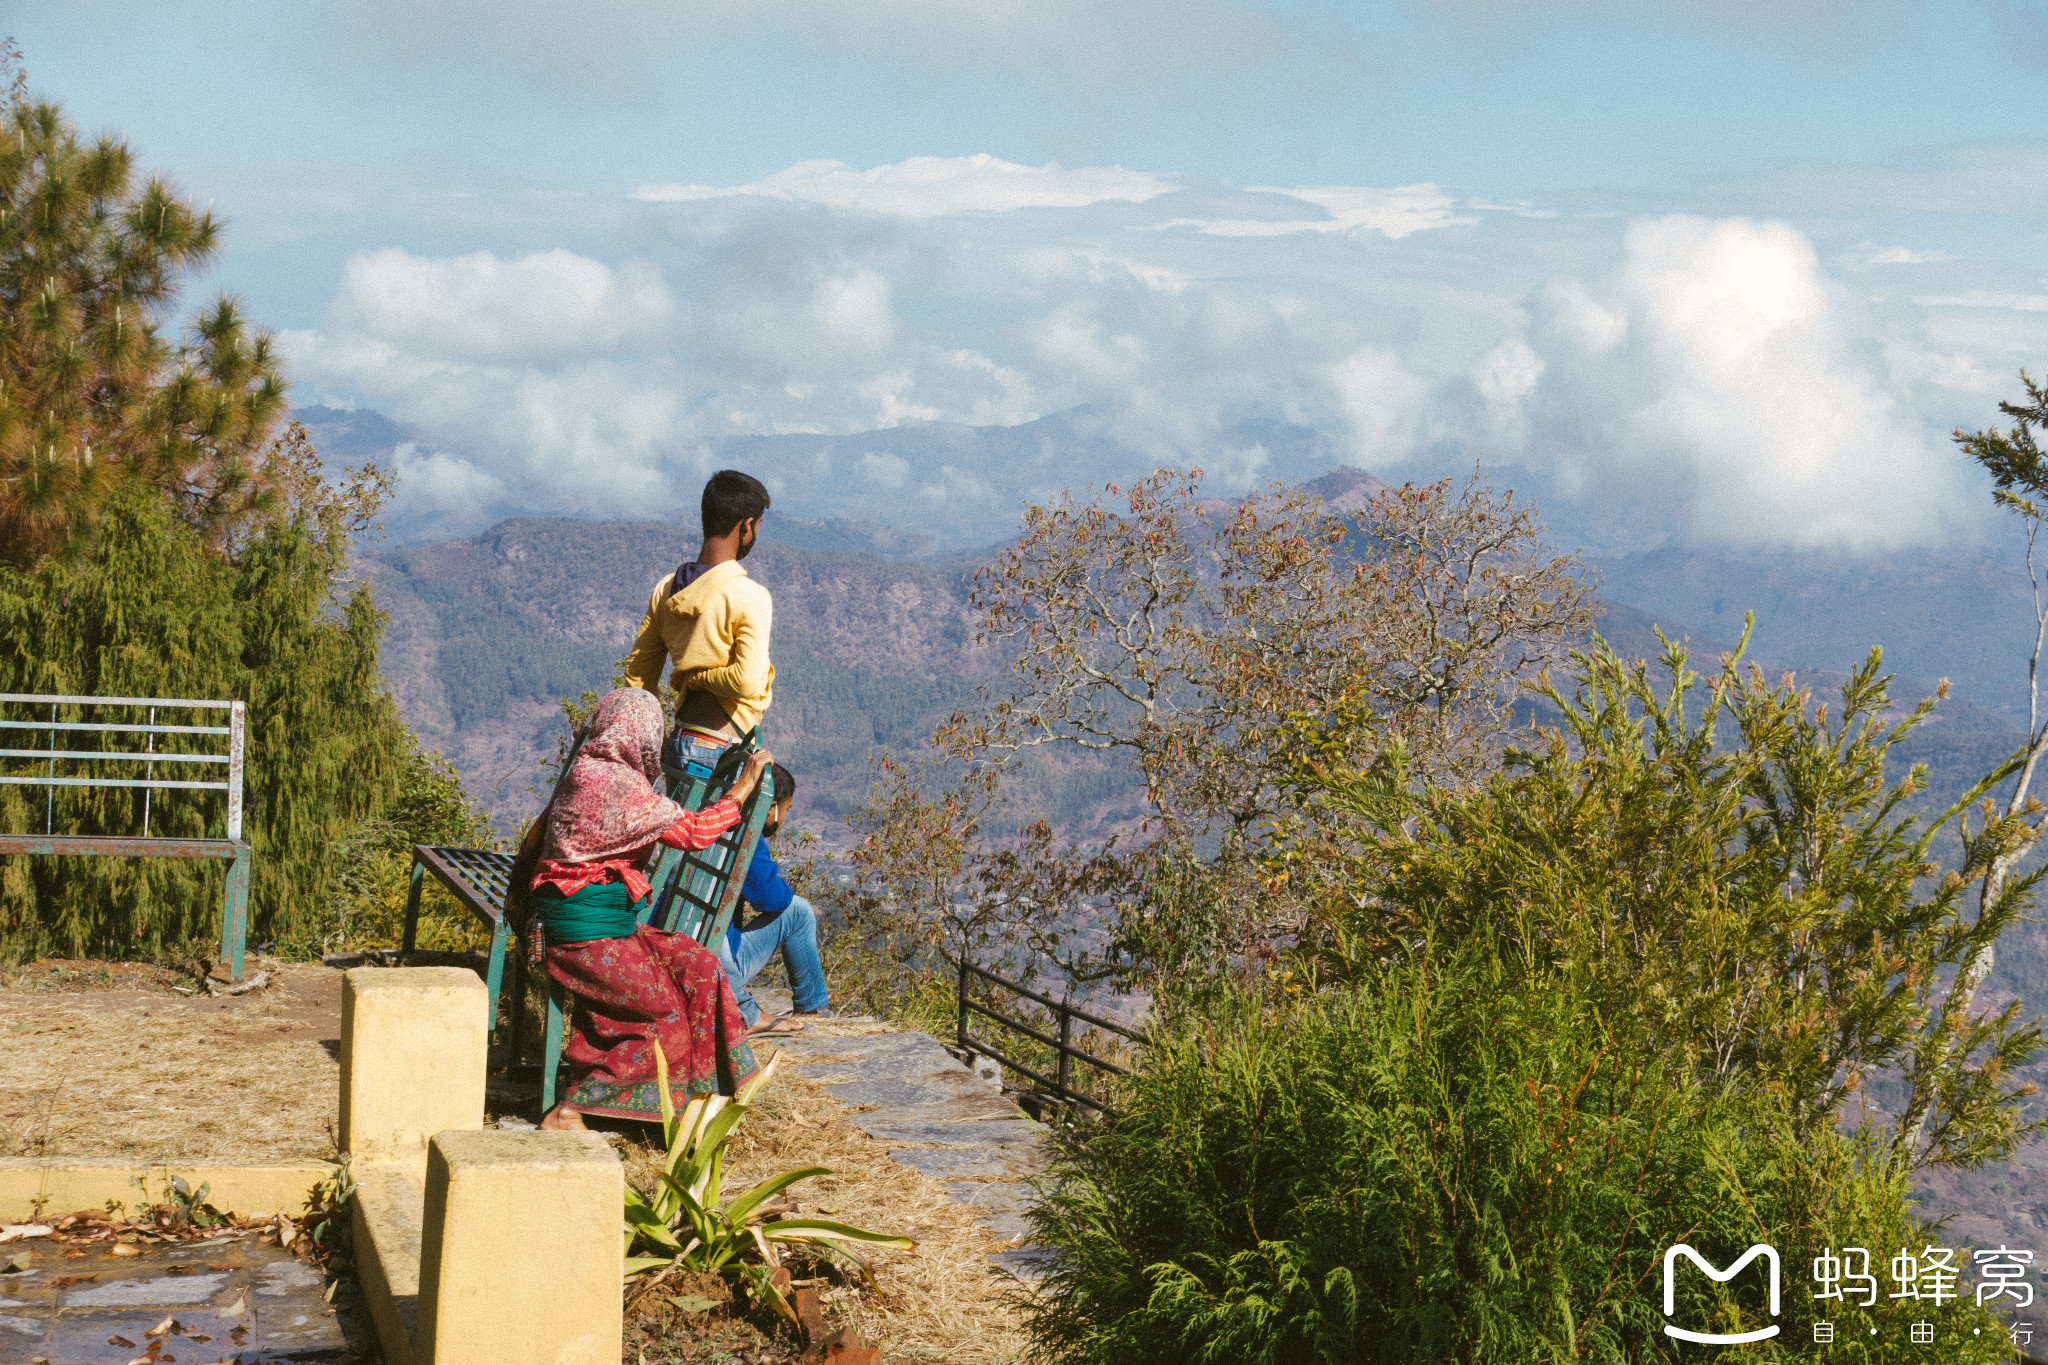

{"left": 953, "top": 955, "right": 1148, "bottom": 1117}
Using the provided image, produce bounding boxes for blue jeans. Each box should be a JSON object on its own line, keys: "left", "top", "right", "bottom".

{"left": 716, "top": 894, "right": 829, "bottom": 1025}
{"left": 663, "top": 729, "right": 730, "bottom": 784}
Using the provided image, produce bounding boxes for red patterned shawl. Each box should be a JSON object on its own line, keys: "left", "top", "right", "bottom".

{"left": 539, "top": 688, "right": 686, "bottom": 866}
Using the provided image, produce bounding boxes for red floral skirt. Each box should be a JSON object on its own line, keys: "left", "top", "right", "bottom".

{"left": 545, "top": 926, "right": 761, "bottom": 1119}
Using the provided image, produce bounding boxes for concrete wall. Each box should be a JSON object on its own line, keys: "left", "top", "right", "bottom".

{"left": 340, "top": 966, "right": 489, "bottom": 1169}
{"left": 341, "top": 967, "right": 623, "bottom": 1365}
{"left": 0, "top": 1157, "right": 337, "bottom": 1222}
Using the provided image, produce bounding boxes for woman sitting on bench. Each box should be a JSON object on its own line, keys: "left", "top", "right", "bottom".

{"left": 526, "top": 687, "right": 770, "bottom": 1131}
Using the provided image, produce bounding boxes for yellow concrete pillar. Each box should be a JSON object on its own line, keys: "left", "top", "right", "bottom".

{"left": 416, "top": 1130, "right": 622, "bottom": 1365}
{"left": 340, "top": 968, "right": 488, "bottom": 1169}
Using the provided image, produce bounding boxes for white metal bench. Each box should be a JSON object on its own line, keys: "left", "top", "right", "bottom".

{"left": 0, "top": 693, "right": 251, "bottom": 978}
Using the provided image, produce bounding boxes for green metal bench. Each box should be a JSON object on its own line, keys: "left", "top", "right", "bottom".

{"left": 402, "top": 730, "right": 776, "bottom": 1111}
{"left": 0, "top": 693, "right": 253, "bottom": 979}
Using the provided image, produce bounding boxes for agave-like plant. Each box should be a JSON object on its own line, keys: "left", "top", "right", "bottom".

{"left": 623, "top": 1044, "right": 915, "bottom": 1319}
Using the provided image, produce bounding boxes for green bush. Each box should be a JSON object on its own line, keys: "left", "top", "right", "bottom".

{"left": 0, "top": 485, "right": 408, "bottom": 960}
{"left": 1026, "top": 960, "right": 2010, "bottom": 1363}
{"left": 322, "top": 731, "right": 502, "bottom": 957}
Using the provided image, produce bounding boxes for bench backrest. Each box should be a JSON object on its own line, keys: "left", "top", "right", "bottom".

{"left": 642, "top": 740, "right": 774, "bottom": 946}
{"left": 0, "top": 692, "right": 246, "bottom": 840}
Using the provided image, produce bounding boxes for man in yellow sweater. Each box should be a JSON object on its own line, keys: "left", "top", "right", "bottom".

{"left": 626, "top": 468, "right": 814, "bottom": 1035}
{"left": 623, "top": 470, "right": 776, "bottom": 776}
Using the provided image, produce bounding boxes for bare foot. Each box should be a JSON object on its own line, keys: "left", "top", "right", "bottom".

{"left": 749, "top": 1014, "right": 805, "bottom": 1036}
{"left": 540, "top": 1104, "right": 588, "bottom": 1131}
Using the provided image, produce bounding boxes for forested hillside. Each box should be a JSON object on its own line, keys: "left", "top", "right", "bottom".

{"left": 362, "top": 517, "right": 1038, "bottom": 836}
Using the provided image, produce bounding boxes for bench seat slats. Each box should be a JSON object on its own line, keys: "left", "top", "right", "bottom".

{"left": 0, "top": 834, "right": 245, "bottom": 858}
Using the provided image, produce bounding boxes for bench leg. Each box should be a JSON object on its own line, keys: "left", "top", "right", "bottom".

{"left": 484, "top": 921, "right": 507, "bottom": 1037}
{"left": 401, "top": 858, "right": 425, "bottom": 957}
{"left": 542, "top": 983, "right": 566, "bottom": 1113}
{"left": 508, "top": 929, "right": 527, "bottom": 1068}
{"left": 220, "top": 843, "right": 250, "bottom": 982}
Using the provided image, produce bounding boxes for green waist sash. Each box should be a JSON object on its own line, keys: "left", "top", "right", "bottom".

{"left": 533, "top": 880, "right": 646, "bottom": 944}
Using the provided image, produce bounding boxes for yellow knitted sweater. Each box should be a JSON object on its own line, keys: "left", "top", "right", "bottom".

{"left": 622, "top": 560, "right": 774, "bottom": 733}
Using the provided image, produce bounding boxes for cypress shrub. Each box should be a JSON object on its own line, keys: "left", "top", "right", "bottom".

{"left": 1025, "top": 958, "right": 2011, "bottom": 1363}
{"left": 0, "top": 486, "right": 406, "bottom": 959}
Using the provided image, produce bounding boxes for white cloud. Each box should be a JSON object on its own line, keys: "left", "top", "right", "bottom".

{"left": 1855, "top": 243, "right": 1958, "bottom": 266}
{"left": 286, "top": 166, "right": 2013, "bottom": 553}
{"left": 633, "top": 155, "right": 1176, "bottom": 218}
{"left": 1542, "top": 216, "right": 1969, "bottom": 547}
{"left": 330, "top": 248, "right": 677, "bottom": 362}
{"left": 1324, "top": 347, "right": 1432, "bottom": 461}
{"left": 389, "top": 443, "right": 508, "bottom": 510}
{"left": 1164, "top": 183, "right": 1477, "bottom": 239}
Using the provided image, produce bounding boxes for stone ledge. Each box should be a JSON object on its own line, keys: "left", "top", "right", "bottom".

{"left": 0, "top": 1158, "right": 339, "bottom": 1223}
{"left": 350, "top": 1162, "right": 426, "bottom": 1365}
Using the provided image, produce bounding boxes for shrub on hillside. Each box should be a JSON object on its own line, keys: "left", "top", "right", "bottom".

{"left": 1025, "top": 964, "right": 2010, "bottom": 1363}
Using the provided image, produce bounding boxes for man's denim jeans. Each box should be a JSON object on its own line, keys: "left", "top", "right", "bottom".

{"left": 716, "top": 895, "right": 829, "bottom": 1025}
{"left": 663, "top": 729, "right": 729, "bottom": 781}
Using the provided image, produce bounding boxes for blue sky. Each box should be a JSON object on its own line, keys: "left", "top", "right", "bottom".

{"left": 15, "top": 0, "right": 2048, "bottom": 548}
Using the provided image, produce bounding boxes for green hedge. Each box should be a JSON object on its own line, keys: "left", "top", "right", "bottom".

{"left": 0, "top": 489, "right": 406, "bottom": 960}
{"left": 1025, "top": 961, "right": 2010, "bottom": 1364}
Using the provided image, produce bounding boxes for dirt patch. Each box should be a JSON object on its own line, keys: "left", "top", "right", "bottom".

{"left": 0, "top": 959, "right": 343, "bottom": 1162}
{"left": 614, "top": 1051, "right": 1031, "bottom": 1365}
{"left": 0, "top": 959, "right": 195, "bottom": 994}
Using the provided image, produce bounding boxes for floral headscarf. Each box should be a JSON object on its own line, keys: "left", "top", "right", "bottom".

{"left": 538, "top": 688, "right": 686, "bottom": 864}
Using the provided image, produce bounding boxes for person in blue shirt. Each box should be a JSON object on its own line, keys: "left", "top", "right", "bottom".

{"left": 718, "top": 763, "right": 831, "bottom": 1035}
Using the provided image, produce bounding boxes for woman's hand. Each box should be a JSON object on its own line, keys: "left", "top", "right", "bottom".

{"left": 730, "top": 748, "right": 773, "bottom": 802}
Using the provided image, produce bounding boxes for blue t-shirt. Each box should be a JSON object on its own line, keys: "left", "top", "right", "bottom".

{"left": 728, "top": 836, "right": 793, "bottom": 956}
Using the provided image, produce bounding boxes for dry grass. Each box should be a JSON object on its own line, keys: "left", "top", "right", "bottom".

{"left": 0, "top": 958, "right": 341, "bottom": 1161}
{"left": 613, "top": 1044, "right": 1034, "bottom": 1364}
{"left": 0, "top": 959, "right": 1035, "bottom": 1361}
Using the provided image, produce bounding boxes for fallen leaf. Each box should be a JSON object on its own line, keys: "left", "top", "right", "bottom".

{"left": 669, "top": 1295, "right": 720, "bottom": 1314}
{"left": 0, "top": 1224, "right": 52, "bottom": 1242}
{"left": 165, "top": 1265, "right": 194, "bottom": 1275}
{"left": 110, "top": 1242, "right": 140, "bottom": 1257}
{"left": 146, "top": 1315, "right": 178, "bottom": 1337}
{"left": 4, "top": 1251, "right": 31, "bottom": 1273}
{"left": 228, "top": 1325, "right": 248, "bottom": 1344}
{"left": 107, "top": 1337, "right": 137, "bottom": 1348}
{"left": 63, "top": 1249, "right": 86, "bottom": 1259}
{"left": 205, "top": 1263, "right": 236, "bottom": 1272}
{"left": 185, "top": 1334, "right": 211, "bottom": 1344}
{"left": 51, "top": 1273, "right": 99, "bottom": 1286}
{"left": 220, "top": 1293, "right": 247, "bottom": 1319}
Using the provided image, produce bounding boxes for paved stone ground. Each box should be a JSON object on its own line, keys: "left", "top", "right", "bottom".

{"left": 755, "top": 991, "right": 1055, "bottom": 1282}
{"left": 0, "top": 1235, "right": 349, "bottom": 1365}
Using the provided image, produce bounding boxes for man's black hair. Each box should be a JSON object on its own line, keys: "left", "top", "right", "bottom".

{"left": 702, "top": 470, "right": 771, "bottom": 539}
{"left": 770, "top": 763, "right": 795, "bottom": 803}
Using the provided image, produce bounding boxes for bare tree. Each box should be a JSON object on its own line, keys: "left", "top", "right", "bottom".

{"left": 1942, "top": 375, "right": 2048, "bottom": 1023}
{"left": 940, "top": 468, "right": 1596, "bottom": 821}
{"left": 917, "top": 466, "right": 1596, "bottom": 973}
